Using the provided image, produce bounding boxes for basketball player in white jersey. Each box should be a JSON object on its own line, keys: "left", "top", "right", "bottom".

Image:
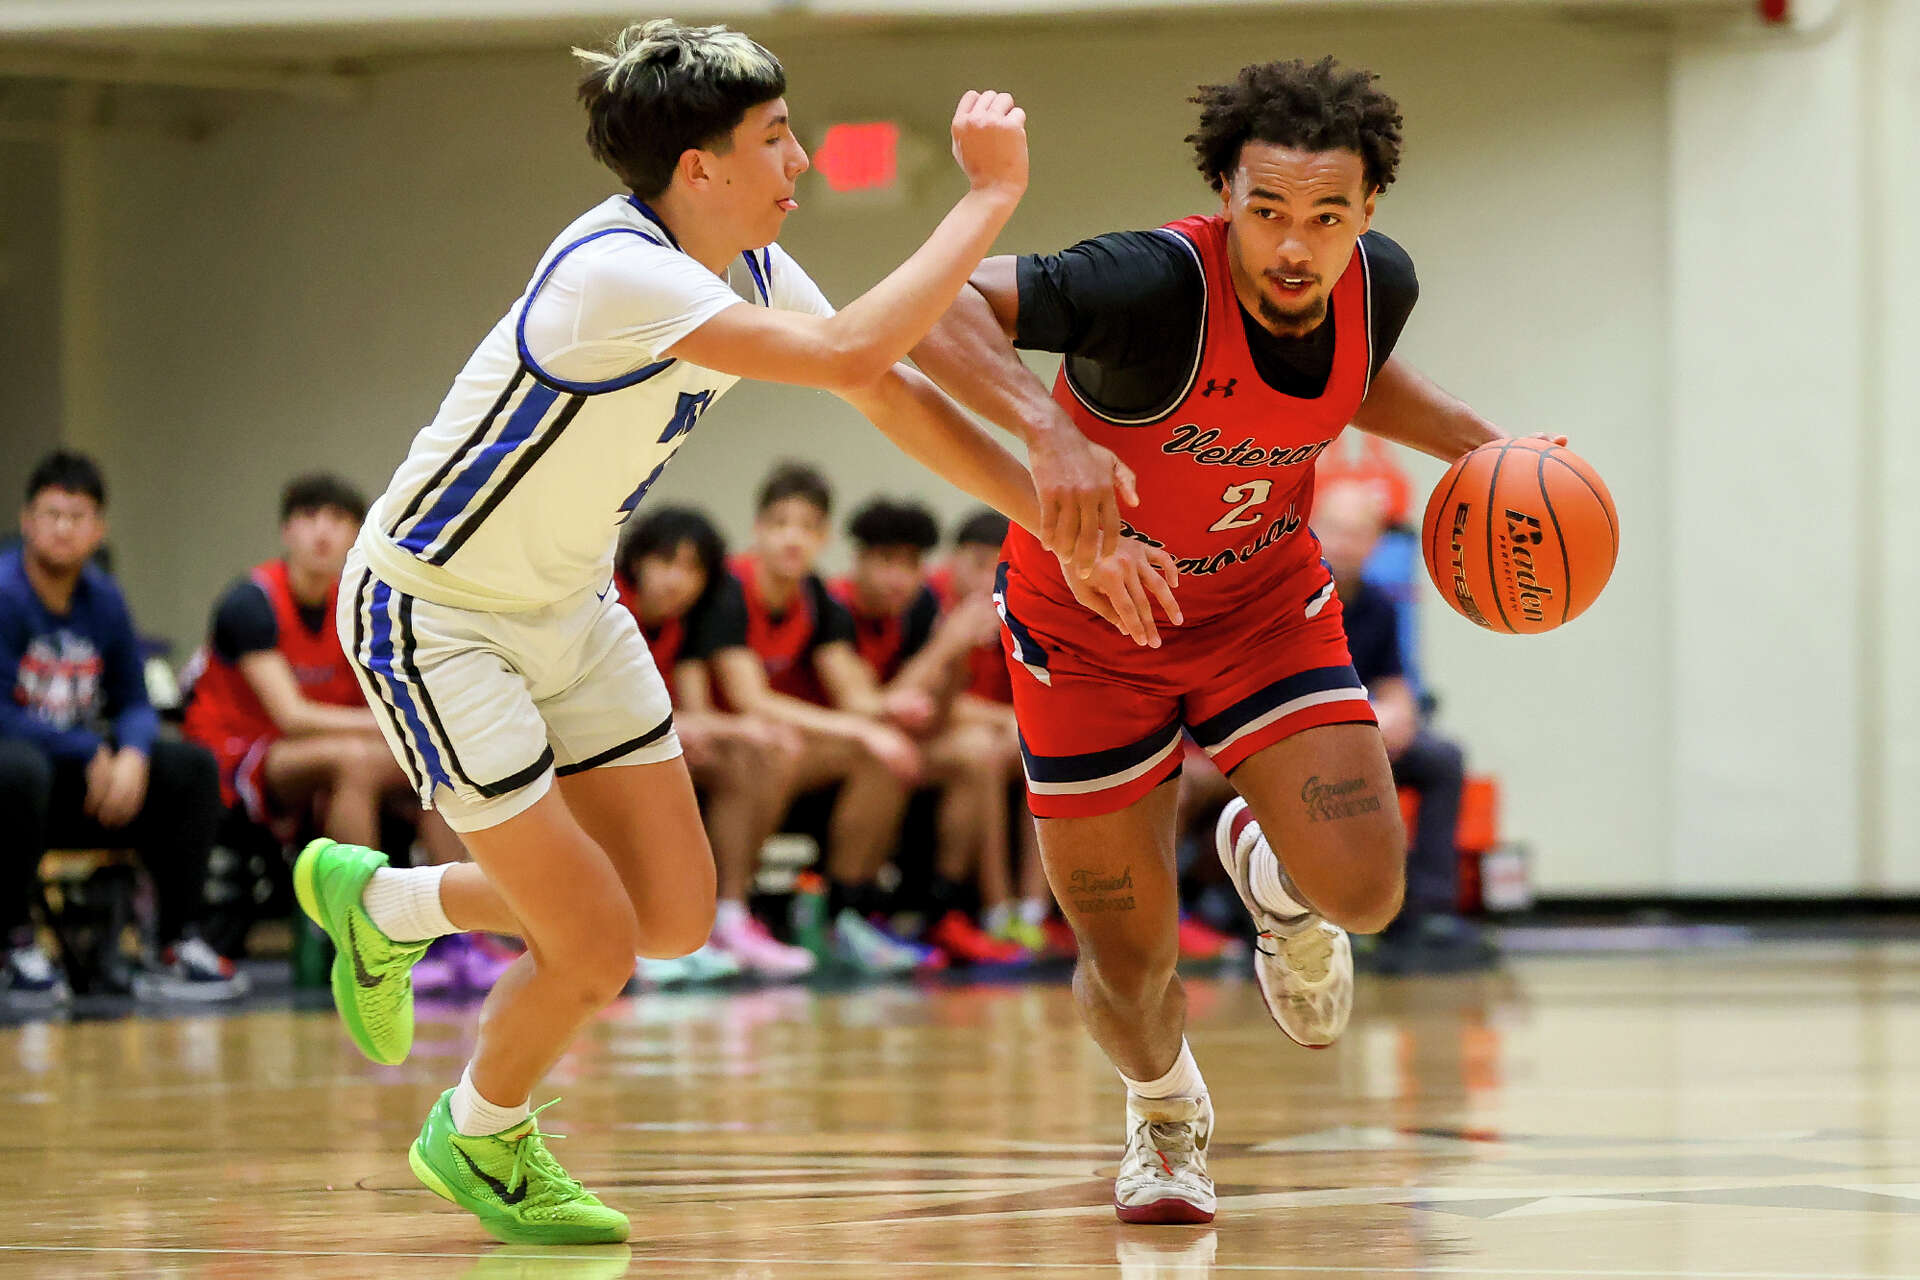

{"left": 291, "top": 20, "right": 1177, "bottom": 1245}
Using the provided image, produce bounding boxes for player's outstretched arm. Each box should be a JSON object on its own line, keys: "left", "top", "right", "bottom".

{"left": 1351, "top": 357, "right": 1507, "bottom": 460}
{"left": 665, "top": 91, "right": 1027, "bottom": 392}
{"left": 838, "top": 364, "right": 1179, "bottom": 647}
{"left": 912, "top": 257, "right": 1138, "bottom": 582}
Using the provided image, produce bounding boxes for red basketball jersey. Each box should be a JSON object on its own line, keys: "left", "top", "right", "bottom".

{"left": 1004, "top": 214, "right": 1375, "bottom": 629}
{"left": 829, "top": 577, "right": 906, "bottom": 682}
{"left": 184, "top": 559, "right": 363, "bottom": 772}
{"left": 731, "top": 553, "right": 831, "bottom": 705}
{"left": 614, "top": 569, "right": 686, "bottom": 695}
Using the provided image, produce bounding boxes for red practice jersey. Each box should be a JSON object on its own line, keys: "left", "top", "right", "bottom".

{"left": 614, "top": 569, "right": 686, "bottom": 698}
{"left": 731, "top": 553, "right": 849, "bottom": 706}
{"left": 830, "top": 577, "right": 940, "bottom": 685}
{"left": 184, "top": 559, "right": 363, "bottom": 800}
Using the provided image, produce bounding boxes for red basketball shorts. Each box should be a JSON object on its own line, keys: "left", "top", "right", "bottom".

{"left": 201, "top": 731, "right": 284, "bottom": 831}
{"left": 995, "top": 561, "right": 1376, "bottom": 819}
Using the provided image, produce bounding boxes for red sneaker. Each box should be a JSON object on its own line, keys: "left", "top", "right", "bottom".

{"left": 1176, "top": 914, "right": 1234, "bottom": 961}
{"left": 927, "top": 910, "right": 1031, "bottom": 966}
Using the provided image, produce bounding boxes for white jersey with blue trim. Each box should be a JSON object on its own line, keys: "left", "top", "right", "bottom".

{"left": 359, "top": 194, "right": 834, "bottom": 612}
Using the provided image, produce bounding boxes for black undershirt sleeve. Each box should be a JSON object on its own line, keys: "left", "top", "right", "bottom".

{"left": 1013, "top": 230, "right": 1200, "bottom": 363}
{"left": 687, "top": 574, "right": 750, "bottom": 657}
{"left": 808, "top": 579, "right": 857, "bottom": 649}
{"left": 210, "top": 580, "right": 279, "bottom": 664}
{"left": 1359, "top": 230, "right": 1419, "bottom": 371}
{"left": 899, "top": 587, "right": 941, "bottom": 663}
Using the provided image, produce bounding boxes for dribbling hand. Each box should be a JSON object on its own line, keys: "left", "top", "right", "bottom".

{"left": 950, "top": 90, "right": 1028, "bottom": 198}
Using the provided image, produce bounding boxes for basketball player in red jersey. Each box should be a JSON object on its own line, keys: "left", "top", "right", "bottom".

{"left": 185, "top": 475, "right": 464, "bottom": 869}
{"left": 914, "top": 58, "right": 1558, "bottom": 1222}
{"left": 833, "top": 498, "right": 1027, "bottom": 965}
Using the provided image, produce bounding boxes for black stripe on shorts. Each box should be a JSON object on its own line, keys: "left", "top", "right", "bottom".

{"left": 554, "top": 715, "right": 676, "bottom": 777}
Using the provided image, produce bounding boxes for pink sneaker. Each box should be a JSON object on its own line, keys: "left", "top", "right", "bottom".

{"left": 411, "top": 937, "right": 459, "bottom": 995}
{"left": 712, "top": 912, "right": 816, "bottom": 979}
{"left": 453, "top": 933, "right": 519, "bottom": 992}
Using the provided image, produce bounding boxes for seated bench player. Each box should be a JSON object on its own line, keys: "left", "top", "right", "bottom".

{"left": 1314, "top": 480, "right": 1494, "bottom": 972}
{"left": 703, "top": 462, "right": 934, "bottom": 974}
{"left": 182, "top": 474, "right": 506, "bottom": 994}
{"left": 3, "top": 450, "right": 244, "bottom": 1001}
{"left": 927, "top": 508, "right": 1064, "bottom": 956}
{"left": 834, "top": 498, "right": 1026, "bottom": 965}
{"left": 614, "top": 505, "right": 814, "bottom": 981}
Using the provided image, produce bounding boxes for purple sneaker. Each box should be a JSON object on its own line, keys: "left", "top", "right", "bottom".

{"left": 453, "top": 933, "right": 519, "bottom": 992}
{"left": 411, "top": 937, "right": 459, "bottom": 996}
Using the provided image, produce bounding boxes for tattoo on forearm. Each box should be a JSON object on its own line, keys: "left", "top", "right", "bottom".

{"left": 1068, "top": 866, "right": 1136, "bottom": 914}
{"left": 1300, "top": 775, "right": 1383, "bottom": 824}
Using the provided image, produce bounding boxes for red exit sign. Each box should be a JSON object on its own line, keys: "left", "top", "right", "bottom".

{"left": 814, "top": 122, "right": 901, "bottom": 193}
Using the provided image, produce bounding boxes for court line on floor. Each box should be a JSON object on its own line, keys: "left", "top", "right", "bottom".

{"left": 2, "top": 1247, "right": 1919, "bottom": 1278}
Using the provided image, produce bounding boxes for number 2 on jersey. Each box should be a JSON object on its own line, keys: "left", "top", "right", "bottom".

{"left": 1208, "top": 479, "right": 1273, "bottom": 532}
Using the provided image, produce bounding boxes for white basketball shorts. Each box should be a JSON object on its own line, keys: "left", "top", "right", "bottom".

{"left": 337, "top": 546, "right": 681, "bottom": 833}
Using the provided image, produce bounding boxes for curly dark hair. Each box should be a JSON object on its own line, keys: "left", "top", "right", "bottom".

{"left": 952, "top": 507, "right": 1009, "bottom": 549}
{"left": 848, "top": 499, "right": 940, "bottom": 554}
{"left": 1187, "top": 57, "right": 1403, "bottom": 195}
{"left": 619, "top": 504, "right": 729, "bottom": 618}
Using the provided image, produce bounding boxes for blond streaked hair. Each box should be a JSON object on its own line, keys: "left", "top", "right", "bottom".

{"left": 575, "top": 20, "right": 787, "bottom": 198}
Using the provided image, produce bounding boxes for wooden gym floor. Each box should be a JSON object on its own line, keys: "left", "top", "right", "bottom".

{"left": 2, "top": 941, "right": 1918, "bottom": 1279}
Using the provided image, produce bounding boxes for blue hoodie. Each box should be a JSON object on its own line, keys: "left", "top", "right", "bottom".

{"left": 0, "top": 544, "right": 158, "bottom": 761}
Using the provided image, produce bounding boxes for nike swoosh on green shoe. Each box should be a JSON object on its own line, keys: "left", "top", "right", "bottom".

{"left": 409, "top": 1089, "right": 630, "bottom": 1245}
{"left": 293, "top": 838, "right": 428, "bottom": 1065}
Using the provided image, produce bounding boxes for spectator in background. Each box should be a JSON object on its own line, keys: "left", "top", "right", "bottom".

{"left": 0, "top": 451, "right": 245, "bottom": 1000}
{"left": 614, "top": 506, "right": 814, "bottom": 981}
{"left": 926, "top": 508, "right": 1064, "bottom": 956}
{"left": 182, "top": 474, "right": 504, "bottom": 995}
{"left": 836, "top": 499, "right": 1025, "bottom": 966}
{"left": 714, "top": 462, "right": 933, "bottom": 974}
{"left": 1316, "top": 481, "right": 1495, "bottom": 971}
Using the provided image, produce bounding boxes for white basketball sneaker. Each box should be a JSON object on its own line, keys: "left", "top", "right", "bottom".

{"left": 1113, "top": 1092, "right": 1216, "bottom": 1225}
{"left": 1214, "top": 797, "right": 1352, "bottom": 1048}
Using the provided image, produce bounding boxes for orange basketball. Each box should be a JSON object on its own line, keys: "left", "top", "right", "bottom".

{"left": 1420, "top": 438, "right": 1617, "bottom": 634}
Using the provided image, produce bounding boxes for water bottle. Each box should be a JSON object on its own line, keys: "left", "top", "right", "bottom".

{"left": 788, "top": 871, "right": 829, "bottom": 960}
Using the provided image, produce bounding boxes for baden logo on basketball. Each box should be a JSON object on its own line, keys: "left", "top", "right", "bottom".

{"left": 1501, "top": 509, "right": 1554, "bottom": 625}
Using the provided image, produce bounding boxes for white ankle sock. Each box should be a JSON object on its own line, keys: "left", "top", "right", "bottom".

{"left": 1249, "top": 832, "right": 1315, "bottom": 924}
{"left": 1019, "top": 897, "right": 1051, "bottom": 927}
{"left": 714, "top": 899, "right": 749, "bottom": 932}
{"left": 450, "top": 1063, "right": 532, "bottom": 1137}
{"left": 361, "top": 864, "right": 457, "bottom": 943}
{"left": 982, "top": 902, "right": 1013, "bottom": 934}
{"left": 1120, "top": 1039, "right": 1206, "bottom": 1101}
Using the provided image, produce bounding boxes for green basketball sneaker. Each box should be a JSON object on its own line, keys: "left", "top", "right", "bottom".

{"left": 409, "top": 1089, "right": 630, "bottom": 1245}
{"left": 292, "top": 838, "right": 428, "bottom": 1065}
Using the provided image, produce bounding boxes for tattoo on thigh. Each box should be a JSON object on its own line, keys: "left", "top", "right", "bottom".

{"left": 1300, "top": 775, "right": 1384, "bottom": 824}
{"left": 1068, "top": 866, "right": 1136, "bottom": 914}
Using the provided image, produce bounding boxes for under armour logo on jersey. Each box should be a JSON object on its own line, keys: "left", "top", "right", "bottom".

{"left": 1200, "top": 378, "right": 1237, "bottom": 398}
